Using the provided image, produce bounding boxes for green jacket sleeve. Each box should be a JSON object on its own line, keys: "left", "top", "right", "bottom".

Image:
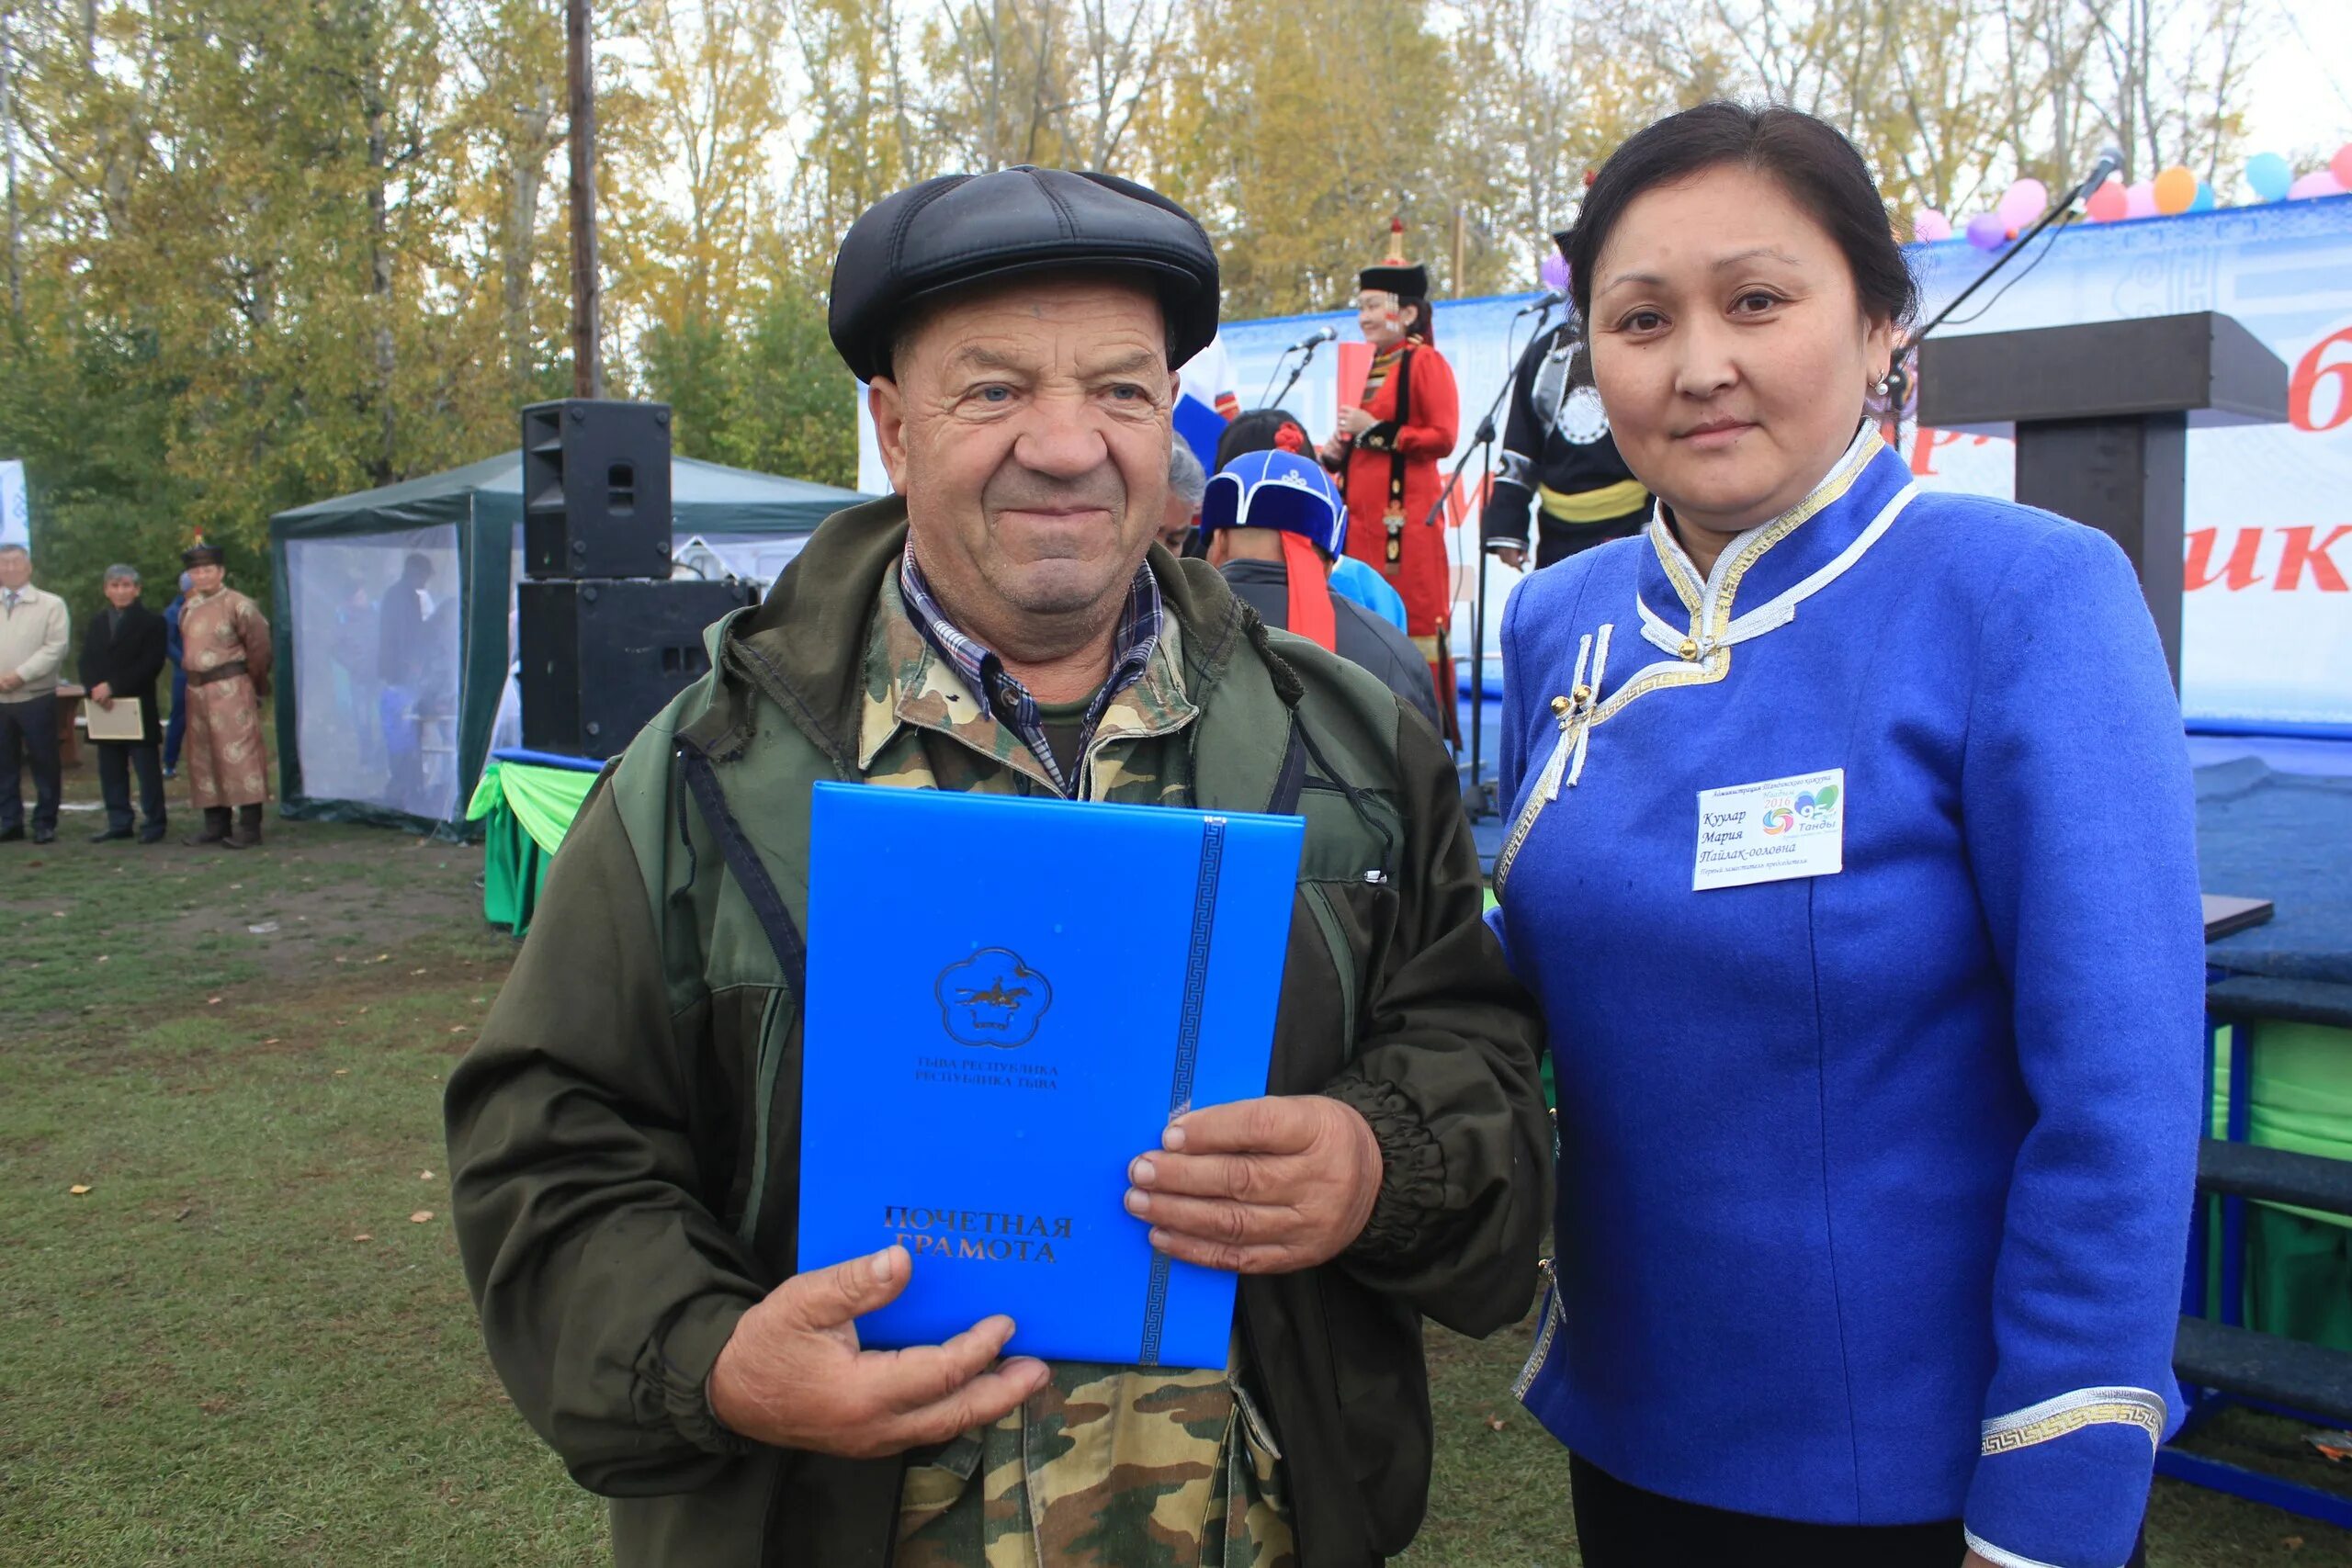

{"left": 1323, "top": 706, "right": 1553, "bottom": 1337}
{"left": 445, "top": 783, "right": 763, "bottom": 1495}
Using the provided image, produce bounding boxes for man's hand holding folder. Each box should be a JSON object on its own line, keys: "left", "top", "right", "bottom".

{"left": 1124, "top": 1095, "right": 1385, "bottom": 1274}
{"left": 707, "top": 1244, "right": 1050, "bottom": 1459}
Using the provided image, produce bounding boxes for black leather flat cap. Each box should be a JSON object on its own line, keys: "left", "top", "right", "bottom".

{"left": 828, "top": 166, "right": 1220, "bottom": 383}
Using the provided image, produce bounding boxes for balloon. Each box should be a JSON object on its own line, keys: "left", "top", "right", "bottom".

{"left": 2153, "top": 165, "right": 2198, "bottom": 215}
{"left": 2124, "top": 181, "right": 2159, "bottom": 220}
{"left": 1965, "top": 212, "right": 2007, "bottom": 250}
{"left": 2334, "top": 144, "right": 2352, "bottom": 190}
{"left": 2083, "top": 179, "right": 2128, "bottom": 222}
{"left": 1997, "top": 177, "right": 2049, "bottom": 230}
{"left": 1539, "top": 252, "right": 1571, "bottom": 292}
{"left": 1913, "top": 209, "right": 1951, "bottom": 243}
{"left": 2190, "top": 181, "right": 2216, "bottom": 212}
{"left": 2290, "top": 170, "right": 2346, "bottom": 200}
{"left": 2246, "top": 152, "right": 2293, "bottom": 202}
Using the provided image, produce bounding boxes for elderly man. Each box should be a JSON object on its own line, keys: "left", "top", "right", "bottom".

{"left": 0, "top": 542, "right": 70, "bottom": 844}
{"left": 80, "top": 564, "right": 170, "bottom": 843}
{"left": 1159, "top": 440, "right": 1206, "bottom": 552}
{"left": 446, "top": 168, "right": 1549, "bottom": 1568}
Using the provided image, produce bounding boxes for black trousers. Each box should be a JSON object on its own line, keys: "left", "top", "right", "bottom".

{"left": 1535, "top": 502, "right": 1649, "bottom": 570}
{"left": 0, "top": 694, "right": 61, "bottom": 833}
{"left": 1570, "top": 1454, "right": 2150, "bottom": 1568}
{"left": 96, "top": 739, "right": 166, "bottom": 832}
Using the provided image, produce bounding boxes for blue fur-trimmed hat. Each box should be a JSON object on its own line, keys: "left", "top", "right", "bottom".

{"left": 1201, "top": 449, "right": 1348, "bottom": 558}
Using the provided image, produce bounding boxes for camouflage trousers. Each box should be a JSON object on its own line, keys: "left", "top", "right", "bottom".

{"left": 895, "top": 1362, "right": 1296, "bottom": 1568}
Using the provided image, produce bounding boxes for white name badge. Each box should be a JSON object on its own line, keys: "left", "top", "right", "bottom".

{"left": 1692, "top": 768, "right": 1845, "bottom": 891}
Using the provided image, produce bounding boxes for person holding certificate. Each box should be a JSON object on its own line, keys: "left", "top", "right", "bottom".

{"left": 1489, "top": 103, "right": 2199, "bottom": 1568}
{"left": 447, "top": 166, "right": 1550, "bottom": 1568}
{"left": 78, "top": 563, "right": 170, "bottom": 843}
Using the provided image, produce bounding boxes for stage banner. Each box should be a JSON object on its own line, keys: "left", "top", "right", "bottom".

{"left": 851, "top": 198, "right": 2352, "bottom": 729}
{"left": 0, "top": 460, "right": 27, "bottom": 549}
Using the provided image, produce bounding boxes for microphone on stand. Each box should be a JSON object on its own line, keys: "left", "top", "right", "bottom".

{"left": 1263, "top": 325, "right": 1338, "bottom": 409}
{"left": 1516, "top": 288, "right": 1567, "bottom": 315}
{"left": 1906, "top": 143, "right": 2130, "bottom": 373}
{"left": 2080, "top": 145, "right": 2125, "bottom": 198}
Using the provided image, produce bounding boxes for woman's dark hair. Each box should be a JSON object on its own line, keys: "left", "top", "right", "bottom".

{"left": 1566, "top": 102, "right": 1917, "bottom": 331}
{"left": 1216, "top": 408, "right": 1314, "bottom": 472}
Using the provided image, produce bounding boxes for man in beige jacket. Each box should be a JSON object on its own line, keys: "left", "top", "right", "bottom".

{"left": 0, "top": 543, "right": 70, "bottom": 843}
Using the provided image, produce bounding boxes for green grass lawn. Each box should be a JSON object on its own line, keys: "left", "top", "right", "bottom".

{"left": 2, "top": 777, "right": 2347, "bottom": 1565}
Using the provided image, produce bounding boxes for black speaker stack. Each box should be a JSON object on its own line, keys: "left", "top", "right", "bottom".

{"left": 516, "top": 400, "right": 761, "bottom": 760}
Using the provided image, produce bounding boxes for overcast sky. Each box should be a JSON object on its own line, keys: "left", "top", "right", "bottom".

{"left": 2244, "top": 2, "right": 2352, "bottom": 164}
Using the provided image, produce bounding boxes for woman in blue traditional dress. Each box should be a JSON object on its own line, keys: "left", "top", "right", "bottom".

{"left": 1492, "top": 102, "right": 2203, "bottom": 1568}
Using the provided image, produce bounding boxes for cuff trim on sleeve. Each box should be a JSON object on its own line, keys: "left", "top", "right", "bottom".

{"left": 1981, "top": 1386, "right": 2165, "bottom": 1457}
{"left": 650, "top": 1295, "right": 760, "bottom": 1458}
{"left": 1321, "top": 1077, "right": 1445, "bottom": 1260}
{"left": 1962, "top": 1527, "right": 2073, "bottom": 1568}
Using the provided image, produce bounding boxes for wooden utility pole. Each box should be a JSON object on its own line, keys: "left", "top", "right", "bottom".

{"left": 567, "top": 0, "right": 602, "bottom": 398}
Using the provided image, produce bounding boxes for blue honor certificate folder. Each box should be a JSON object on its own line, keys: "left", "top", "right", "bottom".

{"left": 797, "top": 782, "right": 1305, "bottom": 1370}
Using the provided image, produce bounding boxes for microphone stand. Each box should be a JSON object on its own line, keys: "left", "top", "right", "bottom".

{"left": 1263, "top": 337, "right": 1326, "bottom": 412}
{"left": 1885, "top": 163, "right": 2103, "bottom": 412}
{"left": 1419, "top": 298, "right": 1554, "bottom": 819}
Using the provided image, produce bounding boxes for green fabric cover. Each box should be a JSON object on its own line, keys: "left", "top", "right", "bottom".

{"left": 468, "top": 759, "right": 598, "bottom": 935}
{"left": 2208, "top": 1019, "right": 2352, "bottom": 1352}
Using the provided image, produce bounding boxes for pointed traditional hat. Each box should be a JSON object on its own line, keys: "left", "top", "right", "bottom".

{"left": 1358, "top": 218, "right": 1429, "bottom": 299}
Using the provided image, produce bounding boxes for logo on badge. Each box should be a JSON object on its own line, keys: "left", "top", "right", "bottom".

{"left": 936, "top": 947, "right": 1054, "bottom": 1048}
{"left": 1761, "top": 806, "right": 1796, "bottom": 835}
{"left": 1793, "top": 783, "right": 1840, "bottom": 828}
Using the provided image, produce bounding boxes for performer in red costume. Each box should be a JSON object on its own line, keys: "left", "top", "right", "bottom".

{"left": 1321, "top": 219, "right": 1460, "bottom": 732}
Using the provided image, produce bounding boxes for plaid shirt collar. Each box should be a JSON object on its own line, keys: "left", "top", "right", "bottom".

{"left": 898, "top": 541, "right": 1163, "bottom": 796}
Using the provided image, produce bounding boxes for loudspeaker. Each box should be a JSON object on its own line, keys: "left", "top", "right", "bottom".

{"left": 521, "top": 399, "right": 675, "bottom": 580}
{"left": 519, "top": 577, "right": 762, "bottom": 759}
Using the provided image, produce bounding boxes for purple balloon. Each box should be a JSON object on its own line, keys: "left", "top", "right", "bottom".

{"left": 1965, "top": 212, "right": 2007, "bottom": 251}
{"left": 1539, "top": 252, "right": 1572, "bottom": 292}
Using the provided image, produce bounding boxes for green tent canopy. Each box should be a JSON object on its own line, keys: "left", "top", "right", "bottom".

{"left": 266, "top": 450, "right": 872, "bottom": 836}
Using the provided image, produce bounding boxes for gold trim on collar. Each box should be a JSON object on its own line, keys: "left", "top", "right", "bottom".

{"left": 1604, "top": 430, "right": 1882, "bottom": 728}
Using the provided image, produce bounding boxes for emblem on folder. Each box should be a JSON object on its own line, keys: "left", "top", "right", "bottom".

{"left": 936, "top": 948, "right": 1054, "bottom": 1048}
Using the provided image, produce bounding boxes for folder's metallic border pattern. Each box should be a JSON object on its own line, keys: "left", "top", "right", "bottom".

{"left": 1139, "top": 816, "right": 1228, "bottom": 1367}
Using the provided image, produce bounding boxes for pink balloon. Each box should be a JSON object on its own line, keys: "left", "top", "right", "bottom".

{"left": 2083, "top": 179, "right": 2127, "bottom": 222}
{"left": 2123, "top": 181, "right": 2159, "bottom": 220}
{"left": 1913, "top": 209, "right": 1951, "bottom": 243}
{"left": 2333, "top": 144, "right": 2352, "bottom": 191}
{"left": 2290, "top": 170, "right": 2346, "bottom": 201}
{"left": 1964, "top": 212, "right": 2007, "bottom": 251}
{"left": 1997, "top": 177, "right": 2049, "bottom": 229}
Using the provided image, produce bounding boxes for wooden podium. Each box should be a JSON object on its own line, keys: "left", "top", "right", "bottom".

{"left": 1916, "top": 310, "right": 2289, "bottom": 685}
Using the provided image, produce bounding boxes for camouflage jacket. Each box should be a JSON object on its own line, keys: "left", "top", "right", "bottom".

{"left": 445, "top": 498, "right": 1552, "bottom": 1568}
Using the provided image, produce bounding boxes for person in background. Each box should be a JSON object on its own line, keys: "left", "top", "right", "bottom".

{"left": 79, "top": 563, "right": 170, "bottom": 844}
{"left": 176, "top": 540, "right": 275, "bottom": 849}
{"left": 1485, "top": 234, "right": 1652, "bottom": 570}
{"left": 1492, "top": 101, "right": 2197, "bottom": 1568}
{"left": 0, "top": 541, "right": 69, "bottom": 844}
{"left": 1201, "top": 447, "right": 1442, "bottom": 733}
{"left": 163, "top": 570, "right": 191, "bottom": 779}
{"left": 1160, "top": 441, "right": 1206, "bottom": 552}
{"left": 379, "top": 551, "right": 435, "bottom": 811}
{"left": 1219, "top": 409, "right": 1408, "bottom": 633}
{"left": 1320, "top": 219, "right": 1459, "bottom": 729}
